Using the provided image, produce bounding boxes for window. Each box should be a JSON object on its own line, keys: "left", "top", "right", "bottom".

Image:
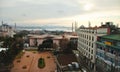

{"left": 89, "top": 54, "right": 90, "bottom": 58}
{"left": 87, "top": 47, "right": 88, "bottom": 50}
{"left": 92, "top": 36, "right": 94, "bottom": 41}
{"left": 87, "top": 41, "right": 88, "bottom": 45}
{"left": 89, "top": 48, "right": 90, "bottom": 52}
{"left": 87, "top": 35, "right": 88, "bottom": 39}
{"left": 110, "top": 49, "right": 114, "bottom": 54}
{"left": 89, "top": 36, "right": 91, "bottom": 40}
{"left": 89, "top": 42, "right": 91, "bottom": 46}
{"left": 91, "top": 56, "right": 93, "bottom": 60}
{"left": 91, "top": 50, "right": 93, "bottom": 54}
{"left": 92, "top": 43, "right": 93, "bottom": 48}
{"left": 100, "top": 47, "right": 102, "bottom": 49}
{"left": 118, "top": 53, "right": 120, "bottom": 56}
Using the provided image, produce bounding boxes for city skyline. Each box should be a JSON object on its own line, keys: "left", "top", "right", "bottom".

{"left": 0, "top": 0, "right": 120, "bottom": 27}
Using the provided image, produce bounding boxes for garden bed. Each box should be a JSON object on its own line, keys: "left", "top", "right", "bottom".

{"left": 38, "top": 58, "right": 45, "bottom": 68}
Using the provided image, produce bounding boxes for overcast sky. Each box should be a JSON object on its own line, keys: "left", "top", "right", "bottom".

{"left": 0, "top": 0, "right": 120, "bottom": 27}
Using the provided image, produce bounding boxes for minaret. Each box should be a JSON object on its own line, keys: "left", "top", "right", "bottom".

{"left": 75, "top": 21, "right": 78, "bottom": 31}
{"left": 14, "top": 23, "right": 16, "bottom": 32}
{"left": 88, "top": 21, "right": 91, "bottom": 28}
{"left": 1, "top": 21, "right": 3, "bottom": 25}
{"left": 117, "top": 24, "right": 119, "bottom": 28}
{"left": 72, "top": 22, "right": 73, "bottom": 32}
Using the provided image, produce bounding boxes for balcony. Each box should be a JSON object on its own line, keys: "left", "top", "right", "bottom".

{"left": 104, "top": 59, "right": 113, "bottom": 66}
{"left": 97, "top": 49, "right": 104, "bottom": 53}
{"left": 106, "top": 45, "right": 120, "bottom": 51}
{"left": 118, "top": 56, "right": 120, "bottom": 61}
{"left": 96, "top": 42, "right": 106, "bottom": 47}
{"left": 106, "top": 52, "right": 115, "bottom": 59}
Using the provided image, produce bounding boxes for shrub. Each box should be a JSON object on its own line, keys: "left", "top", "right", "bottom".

{"left": 38, "top": 58, "right": 45, "bottom": 68}
{"left": 26, "top": 55, "right": 29, "bottom": 57}
{"left": 16, "top": 60, "right": 21, "bottom": 63}
{"left": 47, "top": 56, "right": 50, "bottom": 59}
{"left": 22, "top": 65, "right": 27, "bottom": 69}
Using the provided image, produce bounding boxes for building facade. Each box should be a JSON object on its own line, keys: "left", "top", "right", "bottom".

{"left": 77, "top": 28, "right": 107, "bottom": 70}
{"left": 76, "top": 22, "right": 119, "bottom": 71}
{"left": 28, "top": 34, "right": 78, "bottom": 47}
{"left": 96, "top": 34, "right": 120, "bottom": 72}
{"left": 76, "top": 22, "right": 120, "bottom": 71}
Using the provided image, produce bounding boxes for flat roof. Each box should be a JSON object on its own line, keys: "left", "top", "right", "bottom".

{"left": 57, "top": 54, "right": 77, "bottom": 66}
{"left": 101, "top": 34, "right": 120, "bottom": 41}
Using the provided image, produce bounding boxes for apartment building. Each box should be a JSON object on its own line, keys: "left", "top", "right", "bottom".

{"left": 76, "top": 22, "right": 119, "bottom": 71}
{"left": 96, "top": 34, "right": 120, "bottom": 72}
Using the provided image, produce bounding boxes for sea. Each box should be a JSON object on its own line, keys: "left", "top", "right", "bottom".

{"left": 16, "top": 26, "right": 72, "bottom": 32}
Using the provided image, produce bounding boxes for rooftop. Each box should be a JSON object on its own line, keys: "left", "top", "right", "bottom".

{"left": 28, "top": 34, "right": 78, "bottom": 40}
{"left": 102, "top": 34, "right": 120, "bottom": 41}
{"left": 57, "top": 54, "right": 77, "bottom": 66}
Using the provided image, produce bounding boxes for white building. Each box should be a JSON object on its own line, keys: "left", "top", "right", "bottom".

{"left": 76, "top": 23, "right": 111, "bottom": 71}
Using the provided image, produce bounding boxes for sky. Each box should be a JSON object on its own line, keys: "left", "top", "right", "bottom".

{"left": 0, "top": 0, "right": 120, "bottom": 27}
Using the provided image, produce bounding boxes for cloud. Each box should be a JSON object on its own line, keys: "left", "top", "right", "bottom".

{"left": 0, "top": 0, "right": 83, "bottom": 20}
{"left": 0, "top": 0, "right": 120, "bottom": 27}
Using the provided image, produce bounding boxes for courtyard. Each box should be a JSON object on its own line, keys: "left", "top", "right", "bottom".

{"left": 11, "top": 51, "right": 56, "bottom": 72}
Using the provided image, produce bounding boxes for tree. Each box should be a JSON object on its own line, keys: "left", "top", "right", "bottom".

{"left": 42, "top": 38, "right": 53, "bottom": 48}
{"left": 0, "top": 35, "right": 24, "bottom": 67}
{"left": 2, "top": 37, "right": 14, "bottom": 48}
{"left": 38, "top": 38, "right": 54, "bottom": 51}
{"left": 38, "top": 44, "right": 44, "bottom": 51}
{"left": 53, "top": 43, "right": 58, "bottom": 50}
{"left": 59, "top": 37, "right": 69, "bottom": 51}
{"left": 67, "top": 41, "right": 77, "bottom": 50}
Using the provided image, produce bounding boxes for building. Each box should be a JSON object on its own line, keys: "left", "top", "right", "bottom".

{"left": 28, "top": 34, "right": 61, "bottom": 47}
{"left": 0, "top": 22, "right": 16, "bottom": 37}
{"left": 56, "top": 54, "right": 80, "bottom": 72}
{"left": 28, "top": 34, "right": 78, "bottom": 47}
{"left": 76, "top": 22, "right": 119, "bottom": 71}
{"left": 96, "top": 34, "right": 120, "bottom": 72}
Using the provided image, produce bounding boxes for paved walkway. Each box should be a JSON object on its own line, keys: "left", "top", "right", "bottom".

{"left": 11, "top": 51, "right": 56, "bottom": 72}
